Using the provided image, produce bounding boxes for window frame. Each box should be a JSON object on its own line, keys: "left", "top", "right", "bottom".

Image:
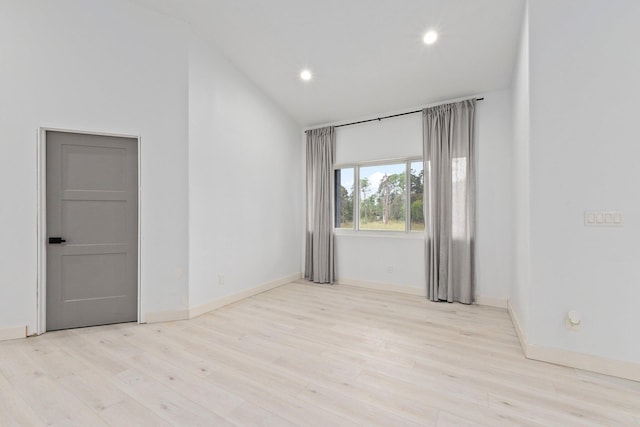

{"left": 334, "top": 157, "right": 424, "bottom": 235}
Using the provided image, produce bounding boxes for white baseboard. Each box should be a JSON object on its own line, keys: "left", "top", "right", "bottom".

{"left": 527, "top": 343, "right": 640, "bottom": 382}
{"left": 475, "top": 295, "right": 508, "bottom": 309}
{"left": 507, "top": 299, "right": 640, "bottom": 382}
{"left": 338, "top": 278, "right": 425, "bottom": 296}
{"left": 189, "top": 273, "right": 302, "bottom": 319}
{"left": 0, "top": 326, "right": 27, "bottom": 342}
{"left": 507, "top": 299, "right": 528, "bottom": 355}
{"left": 338, "top": 279, "right": 507, "bottom": 310}
{"left": 145, "top": 273, "right": 301, "bottom": 323}
{"left": 144, "top": 309, "right": 190, "bottom": 324}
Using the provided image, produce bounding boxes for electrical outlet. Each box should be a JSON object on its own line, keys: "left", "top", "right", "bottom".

{"left": 566, "top": 310, "right": 582, "bottom": 331}
{"left": 218, "top": 274, "right": 224, "bottom": 286}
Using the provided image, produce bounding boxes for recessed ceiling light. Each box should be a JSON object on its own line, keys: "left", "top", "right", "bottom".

{"left": 300, "top": 69, "right": 312, "bottom": 81}
{"left": 423, "top": 30, "right": 438, "bottom": 45}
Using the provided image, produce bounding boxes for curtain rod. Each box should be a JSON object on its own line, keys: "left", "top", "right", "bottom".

{"left": 305, "top": 97, "right": 484, "bottom": 133}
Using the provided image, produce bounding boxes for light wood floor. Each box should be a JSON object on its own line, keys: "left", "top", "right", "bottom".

{"left": 1, "top": 281, "right": 639, "bottom": 426}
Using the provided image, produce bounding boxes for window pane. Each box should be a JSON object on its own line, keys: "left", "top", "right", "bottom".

{"left": 410, "top": 161, "right": 424, "bottom": 231}
{"left": 335, "top": 168, "right": 354, "bottom": 229}
{"left": 359, "top": 163, "right": 406, "bottom": 231}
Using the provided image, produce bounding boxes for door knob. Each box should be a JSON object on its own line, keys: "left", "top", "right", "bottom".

{"left": 48, "top": 237, "right": 67, "bottom": 244}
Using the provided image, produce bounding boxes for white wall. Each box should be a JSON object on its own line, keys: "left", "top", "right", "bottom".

{"left": 187, "top": 36, "right": 301, "bottom": 308}
{"left": 526, "top": 0, "right": 640, "bottom": 364}
{"left": 0, "top": 0, "right": 191, "bottom": 332}
{"left": 475, "top": 90, "right": 513, "bottom": 302}
{"left": 336, "top": 114, "right": 422, "bottom": 165}
{"left": 510, "top": 2, "right": 531, "bottom": 334}
{"left": 0, "top": 0, "right": 302, "bottom": 335}
{"left": 333, "top": 91, "right": 514, "bottom": 301}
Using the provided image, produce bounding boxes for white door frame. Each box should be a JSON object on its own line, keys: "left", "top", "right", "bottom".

{"left": 36, "top": 127, "right": 142, "bottom": 335}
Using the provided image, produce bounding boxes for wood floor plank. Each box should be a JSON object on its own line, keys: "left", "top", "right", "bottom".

{"left": 97, "top": 399, "right": 172, "bottom": 427}
{"left": 0, "top": 370, "right": 44, "bottom": 426}
{"left": 112, "top": 368, "right": 235, "bottom": 426}
{"left": 0, "top": 281, "right": 638, "bottom": 426}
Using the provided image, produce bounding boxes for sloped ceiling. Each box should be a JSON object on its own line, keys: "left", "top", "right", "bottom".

{"left": 131, "top": 0, "right": 525, "bottom": 126}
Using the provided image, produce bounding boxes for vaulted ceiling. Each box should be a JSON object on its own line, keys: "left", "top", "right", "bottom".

{"left": 132, "top": 0, "right": 525, "bottom": 126}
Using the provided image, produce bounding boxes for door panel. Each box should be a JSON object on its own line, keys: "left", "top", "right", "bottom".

{"left": 62, "top": 200, "right": 127, "bottom": 244}
{"left": 46, "top": 131, "right": 138, "bottom": 331}
{"left": 63, "top": 144, "right": 127, "bottom": 191}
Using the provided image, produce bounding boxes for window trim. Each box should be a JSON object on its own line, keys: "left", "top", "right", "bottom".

{"left": 334, "top": 156, "right": 424, "bottom": 235}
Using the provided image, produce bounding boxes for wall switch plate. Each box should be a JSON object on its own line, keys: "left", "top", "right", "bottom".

{"left": 614, "top": 212, "right": 622, "bottom": 224}
{"left": 585, "top": 210, "right": 622, "bottom": 227}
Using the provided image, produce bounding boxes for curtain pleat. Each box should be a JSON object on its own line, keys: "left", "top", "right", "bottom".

{"left": 423, "top": 100, "right": 476, "bottom": 303}
{"left": 305, "top": 127, "right": 335, "bottom": 284}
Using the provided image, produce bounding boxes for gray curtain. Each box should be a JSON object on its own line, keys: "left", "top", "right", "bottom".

{"left": 423, "top": 100, "right": 476, "bottom": 303}
{"left": 305, "top": 127, "right": 335, "bottom": 284}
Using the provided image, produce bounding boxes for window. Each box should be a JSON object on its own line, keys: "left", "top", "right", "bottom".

{"left": 335, "top": 159, "right": 424, "bottom": 232}
{"left": 335, "top": 168, "right": 354, "bottom": 229}
{"left": 409, "top": 161, "right": 424, "bottom": 231}
{"left": 359, "top": 163, "right": 406, "bottom": 230}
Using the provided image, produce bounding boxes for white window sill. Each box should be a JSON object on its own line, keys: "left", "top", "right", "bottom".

{"left": 334, "top": 229, "right": 425, "bottom": 239}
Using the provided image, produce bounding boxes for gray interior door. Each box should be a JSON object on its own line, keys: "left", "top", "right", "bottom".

{"left": 46, "top": 131, "right": 138, "bottom": 331}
